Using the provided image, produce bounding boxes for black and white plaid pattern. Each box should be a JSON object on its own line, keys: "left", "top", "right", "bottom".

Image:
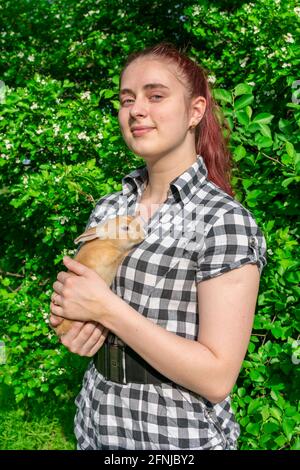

{"left": 74, "top": 155, "right": 267, "bottom": 450}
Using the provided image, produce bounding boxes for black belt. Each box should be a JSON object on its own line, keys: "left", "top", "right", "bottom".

{"left": 93, "top": 336, "right": 172, "bottom": 385}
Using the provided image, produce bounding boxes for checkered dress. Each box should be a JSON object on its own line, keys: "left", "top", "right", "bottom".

{"left": 74, "top": 155, "right": 267, "bottom": 450}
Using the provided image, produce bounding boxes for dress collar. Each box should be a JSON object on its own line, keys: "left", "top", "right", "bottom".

{"left": 121, "top": 154, "right": 208, "bottom": 203}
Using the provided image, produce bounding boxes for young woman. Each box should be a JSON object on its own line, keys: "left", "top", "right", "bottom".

{"left": 49, "top": 42, "right": 267, "bottom": 450}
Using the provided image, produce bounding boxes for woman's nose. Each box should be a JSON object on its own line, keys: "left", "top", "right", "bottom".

{"left": 129, "top": 99, "right": 147, "bottom": 118}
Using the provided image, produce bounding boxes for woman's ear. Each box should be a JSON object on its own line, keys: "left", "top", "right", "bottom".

{"left": 189, "top": 95, "right": 206, "bottom": 128}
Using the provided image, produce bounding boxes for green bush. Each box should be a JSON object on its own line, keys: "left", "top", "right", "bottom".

{"left": 0, "top": 0, "right": 299, "bottom": 450}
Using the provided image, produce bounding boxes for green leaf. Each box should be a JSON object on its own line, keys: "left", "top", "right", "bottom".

{"left": 286, "top": 142, "right": 295, "bottom": 158}
{"left": 237, "top": 387, "right": 246, "bottom": 398}
{"left": 263, "top": 421, "right": 280, "bottom": 434}
{"left": 261, "top": 406, "right": 270, "bottom": 421}
{"left": 249, "top": 369, "right": 265, "bottom": 382}
{"left": 258, "top": 123, "right": 272, "bottom": 138}
{"left": 234, "top": 94, "right": 254, "bottom": 111}
{"left": 245, "top": 105, "right": 253, "bottom": 119}
{"left": 246, "top": 422, "right": 260, "bottom": 436}
{"left": 247, "top": 123, "right": 260, "bottom": 133}
{"left": 236, "top": 110, "right": 250, "bottom": 126}
{"left": 234, "top": 83, "right": 254, "bottom": 97}
{"left": 112, "top": 75, "right": 119, "bottom": 86}
{"left": 285, "top": 271, "right": 300, "bottom": 284}
{"left": 282, "top": 176, "right": 300, "bottom": 188}
{"left": 252, "top": 113, "right": 274, "bottom": 124}
{"left": 248, "top": 399, "right": 262, "bottom": 414}
{"left": 291, "top": 438, "right": 300, "bottom": 450}
{"left": 255, "top": 134, "right": 273, "bottom": 149}
{"left": 233, "top": 145, "right": 246, "bottom": 161}
{"left": 269, "top": 407, "right": 282, "bottom": 422}
{"left": 213, "top": 88, "right": 232, "bottom": 104}
{"left": 282, "top": 417, "right": 295, "bottom": 441}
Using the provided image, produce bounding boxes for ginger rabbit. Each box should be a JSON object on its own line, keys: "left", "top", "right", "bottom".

{"left": 54, "top": 215, "right": 145, "bottom": 337}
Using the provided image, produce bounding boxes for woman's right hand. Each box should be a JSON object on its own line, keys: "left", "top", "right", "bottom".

{"left": 49, "top": 313, "right": 109, "bottom": 357}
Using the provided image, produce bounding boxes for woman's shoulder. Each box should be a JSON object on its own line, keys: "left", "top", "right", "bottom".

{"left": 198, "top": 179, "right": 261, "bottom": 231}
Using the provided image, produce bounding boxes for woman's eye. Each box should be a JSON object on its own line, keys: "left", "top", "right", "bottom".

{"left": 121, "top": 95, "right": 163, "bottom": 105}
{"left": 122, "top": 99, "right": 134, "bottom": 105}
{"left": 121, "top": 225, "right": 129, "bottom": 231}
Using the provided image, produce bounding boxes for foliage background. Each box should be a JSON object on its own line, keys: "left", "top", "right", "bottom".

{"left": 0, "top": 0, "right": 299, "bottom": 450}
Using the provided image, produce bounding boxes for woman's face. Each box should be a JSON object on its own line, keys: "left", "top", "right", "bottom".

{"left": 118, "top": 58, "right": 194, "bottom": 159}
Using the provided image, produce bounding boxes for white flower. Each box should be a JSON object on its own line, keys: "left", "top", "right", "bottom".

{"left": 208, "top": 75, "right": 216, "bottom": 84}
{"left": 284, "top": 33, "right": 295, "bottom": 43}
{"left": 63, "top": 132, "right": 70, "bottom": 140}
{"left": 240, "top": 27, "right": 246, "bottom": 34}
{"left": 84, "top": 10, "right": 98, "bottom": 17}
{"left": 67, "top": 145, "right": 73, "bottom": 151}
{"left": 36, "top": 128, "right": 43, "bottom": 134}
{"left": 248, "top": 81, "right": 255, "bottom": 86}
{"left": 5, "top": 140, "right": 12, "bottom": 149}
{"left": 193, "top": 5, "right": 202, "bottom": 15}
{"left": 282, "top": 63, "right": 291, "bottom": 68}
{"left": 240, "top": 58, "right": 248, "bottom": 68}
{"left": 60, "top": 216, "right": 69, "bottom": 225}
{"left": 97, "top": 131, "right": 104, "bottom": 140}
{"left": 294, "top": 7, "right": 300, "bottom": 16}
{"left": 53, "top": 124, "right": 60, "bottom": 136}
{"left": 18, "top": 51, "right": 24, "bottom": 58}
{"left": 253, "top": 26, "right": 259, "bottom": 34}
{"left": 30, "top": 103, "right": 38, "bottom": 110}
{"left": 81, "top": 91, "right": 91, "bottom": 100}
{"left": 1, "top": 154, "right": 9, "bottom": 159}
{"left": 28, "top": 55, "right": 35, "bottom": 62}
{"left": 77, "top": 131, "right": 90, "bottom": 141}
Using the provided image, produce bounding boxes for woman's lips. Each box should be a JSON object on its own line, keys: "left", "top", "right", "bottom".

{"left": 132, "top": 127, "right": 155, "bottom": 136}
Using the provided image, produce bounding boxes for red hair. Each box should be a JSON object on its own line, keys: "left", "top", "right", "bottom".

{"left": 119, "top": 42, "right": 234, "bottom": 197}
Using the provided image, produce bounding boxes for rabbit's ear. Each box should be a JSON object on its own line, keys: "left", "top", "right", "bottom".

{"left": 74, "top": 226, "right": 98, "bottom": 244}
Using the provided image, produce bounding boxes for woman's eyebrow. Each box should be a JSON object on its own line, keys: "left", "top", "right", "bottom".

{"left": 119, "top": 83, "right": 169, "bottom": 97}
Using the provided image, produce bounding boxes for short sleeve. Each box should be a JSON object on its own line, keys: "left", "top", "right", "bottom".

{"left": 196, "top": 207, "right": 267, "bottom": 282}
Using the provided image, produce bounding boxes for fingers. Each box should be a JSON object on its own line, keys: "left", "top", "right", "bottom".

{"left": 50, "top": 300, "right": 64, "bottom": 318}
{"left": 49, "top": 313, "right": 63, "bottom": 327}
{"left": 60, "top": 321, "right": 109, "bottom": 357}
{"left": 63, "top": 256, "right": 89, "bottom": 276}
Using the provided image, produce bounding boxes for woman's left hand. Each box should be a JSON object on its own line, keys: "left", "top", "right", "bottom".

{"left": 50, "top": 256, "right": 114, "bottom": 324}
